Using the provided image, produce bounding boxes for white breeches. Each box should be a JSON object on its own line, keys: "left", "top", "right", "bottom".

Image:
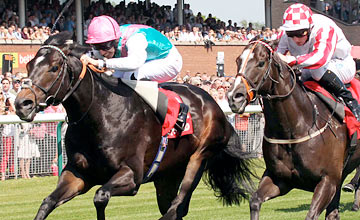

{"left": 301, "top": 55, "right": 356, "bottom": 83}
{"left": 113, "top": 47, "right": 183, "bottom": 83}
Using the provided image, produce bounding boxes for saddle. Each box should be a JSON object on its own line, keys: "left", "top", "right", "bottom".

{"left": 121, "top": 79, "right": 193, "bottom": 138}
{"left": 303, "top": 79, "right": 360, "bottom": 139}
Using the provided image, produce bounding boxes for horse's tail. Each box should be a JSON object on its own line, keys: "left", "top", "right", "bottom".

{"left": 203, "top": 127, "right": 256, "bottom": 206}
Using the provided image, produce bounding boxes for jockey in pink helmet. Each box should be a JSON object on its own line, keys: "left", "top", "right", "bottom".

{"left": 81, "top": 15, "right": 182, "bottom": 83}
{"left": 276, "top": 3, "right": 360, "bottom": 120}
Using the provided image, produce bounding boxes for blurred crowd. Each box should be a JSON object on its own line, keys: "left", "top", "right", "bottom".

{"left": 172, "top": 71, "right": 234, "bottom": 113}
{"left": 0, "top": 0, "right": 279, "bottom": 43}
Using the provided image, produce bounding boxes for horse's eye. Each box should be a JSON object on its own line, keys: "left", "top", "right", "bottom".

{"left": 258, "top": 61, "right": 265, "bottom": 68}
{"left": 50, "top": 66, "right": 59, "bottom": 72}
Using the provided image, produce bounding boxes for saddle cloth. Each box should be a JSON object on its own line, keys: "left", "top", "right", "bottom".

{"left": 121, "top": 79, "right": 193, "bottom": 138}
{"left": 304, "top": 79, "right": 360, "bottom": 139}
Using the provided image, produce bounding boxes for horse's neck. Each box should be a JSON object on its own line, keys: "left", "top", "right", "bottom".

{"left": 62, "top": 75, "right": 136, "bottom": 125}
{"left": 262, "top": 77, "right": 313, "bottom": 137}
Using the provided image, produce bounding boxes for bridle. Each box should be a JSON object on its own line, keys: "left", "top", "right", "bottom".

{"left": 237, "top": 40, "right": 331, "bottom": 144}
{"left": 235, "top": 40, "right": 297, "bottom": 102}
{"left": 22, "top": 44, "right": 95, "bottom": 124}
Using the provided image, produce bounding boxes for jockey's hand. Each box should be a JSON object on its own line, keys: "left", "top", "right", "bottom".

{"left": 276, "top": 52, "right": 297, "bottom": 67}
{"left": 80, "top": 54, "right": 99, "bottom": 67}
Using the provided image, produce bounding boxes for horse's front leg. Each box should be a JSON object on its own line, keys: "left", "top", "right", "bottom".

{"left": 325, "top": 187, "right": 341, "bottom": 220}
{"left": 34, "top": 169, "right": 90, "bottom": 220}
{"left": 94, "top": 165, "right": 138, "bottom": 220}
{"left": 306, "top": 175, "right": 337, "bottom": 220}
{"left": 250, "top": 170, "right": 292, "bottom": 220}
{"left": 160, "top": 150, "right": 206, "bottom": 220}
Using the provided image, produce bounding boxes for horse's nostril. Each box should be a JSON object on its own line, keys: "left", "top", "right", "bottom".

{"left": 22, "top": 99, "right": 34, "bottom": 108}
{"left": 233, "top": 93, "right": 244, "bottom": 102}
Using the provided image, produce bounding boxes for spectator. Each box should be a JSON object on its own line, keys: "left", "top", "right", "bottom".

{"left": 222, "top": 81, "right": 231, "bottom": 92}
{"left": 183, "top": 4, "right": 194, "bottom": 20}
{"left": 216, "top": 28, "right": 225, "bottom": 41}
{"left": 21, "top": 26, "right": 30, "bottom": 39}
{"left": 2, "top": 77, "right": 15, "bottom": 103}
{"left": 175, "top": 75, "right": 184, "bottom": 83}
{"left": 179, "top": 26, "right": 190, "bottom": 42}
{"left": 246, "top": 22, "right": 253, "bottom": 32}
{"left": 188, "top": 26, "right": 203, "bottom": 42}
{"left": 14, "top": 26, "right": 22, "bottom": 39}
{"left": 203, "top": 29, "right": 216, "bottom": 42}
{"left": 63, "top": 15, "right": 75, "bottom": 35}
{"left": 18, "top": 123, "right": 40, "bottom": 179}
{"left": 227, "top": 20, "right": 234, "bottom": 31}
{"left": 247, "top": 29, "right": 256, "bottom": 41}
{"left": 212, "top": 77, "right": 222, "bottom": 89}
{"left": 209, "top": 88, "right": 218, "bottom": 101}
{"left": 189, "top": 76, "right": 202, "bottom": 86}
{"left": 0, "top": 27, "right": 8, "bottom": 39}
{"left": 9, "top": 77, "right": 21, "bottom": 95}
{"left": 28, "top": 27, "right": 36, "bottom": 39}
{"left": 0, "top": 81, "right": 15, "bottom": 181}
{"left": 216, "top": 86, "right": 232, "bottom": 113}
{"left": 201, "top": 80, "right": 212, "bottom": 93}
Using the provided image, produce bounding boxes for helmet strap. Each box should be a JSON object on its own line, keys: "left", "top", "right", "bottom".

{"left": 305, "top": 26, "right": 312, "bottom": 43}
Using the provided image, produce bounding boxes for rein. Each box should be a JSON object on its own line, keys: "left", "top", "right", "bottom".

{"left": 236, "top": 40, "right": 297, "bottom": 102}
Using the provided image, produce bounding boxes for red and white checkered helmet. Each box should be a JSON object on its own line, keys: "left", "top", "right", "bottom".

{"left": 281, "top": 3, "right": 313, "bottom": 31}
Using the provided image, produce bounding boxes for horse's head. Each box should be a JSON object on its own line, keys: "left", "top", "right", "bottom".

{"left": 15, "top": 31, "right": 91, "bottom": 121}
{"left": 227, "top": 39, "right": 285, "bottom": 113}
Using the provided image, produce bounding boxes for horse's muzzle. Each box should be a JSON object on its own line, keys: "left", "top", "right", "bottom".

{"left": 15, "top": 95, "right": 38, "bottom": 122}
{"left": 227, "top": 91, "right": 248, "bottom": 114}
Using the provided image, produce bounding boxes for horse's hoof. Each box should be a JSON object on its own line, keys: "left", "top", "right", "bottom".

{"left": 342, "top": 183, "right": 355, "bottom": 193}
{"left": 352, "top": 204, "right": 359, "bottom": 211}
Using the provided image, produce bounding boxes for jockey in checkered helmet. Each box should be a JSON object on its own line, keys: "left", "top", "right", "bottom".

{"left": 277, "top": 3, "right": 360, "bottom": 120}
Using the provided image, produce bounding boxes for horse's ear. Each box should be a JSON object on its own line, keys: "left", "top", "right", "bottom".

{"left": 69, "top": 44, "right": 92, "bottom": 59}
{"left": 235, "top": 55, "right": 241, "bottom": 73}
{"left": 269, "top": 39, "right": 280, "bottom": 51}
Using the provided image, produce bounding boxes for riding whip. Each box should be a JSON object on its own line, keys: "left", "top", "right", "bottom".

{"left": 51, "top": 0, "right": 74, "bottom": 33}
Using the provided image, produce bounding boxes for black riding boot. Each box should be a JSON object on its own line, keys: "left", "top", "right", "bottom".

{"left": 176, "top": 103, "right": 189, "bottom": 131}
{"left": 319, "top": 70, "right": 360, "bottom": 121}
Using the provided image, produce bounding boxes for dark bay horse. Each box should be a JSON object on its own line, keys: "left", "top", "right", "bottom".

{"left": 227, "top": 39, "right": 360, "bottom": 220}
{"left": 14, "top": 31, "right": 254, "bottom": 220}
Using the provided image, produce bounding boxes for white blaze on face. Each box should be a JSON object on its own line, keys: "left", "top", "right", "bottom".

{"left": 34, "top": 56, "right": 45, "bottom": 67}
{"left": 228, "top": 48, "right": 254, "bottom": 97}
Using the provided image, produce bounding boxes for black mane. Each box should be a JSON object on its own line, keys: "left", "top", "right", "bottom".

{"left": 44, "top": 31, "right": 73, "bottom": 46}
{"left": 43, "top": 31, "right": 91, "bottom": 59}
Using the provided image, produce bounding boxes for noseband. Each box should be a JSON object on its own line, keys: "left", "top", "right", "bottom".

{"left": 236, "top": 40, "right": 296, "bottom": 102}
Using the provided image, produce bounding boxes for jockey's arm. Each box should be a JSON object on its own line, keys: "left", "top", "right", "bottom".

{"left": 276, "top": 35, "right": 297, "bottom": 66}
{"left": 81, "top": 33, "right": 148, "bottom": 72}
{"left": 106, "top": 33, "right": 148, "bottom": 71}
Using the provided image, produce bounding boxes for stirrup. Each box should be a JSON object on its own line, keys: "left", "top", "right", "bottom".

{"left": 175, "top": 103, "right": 189, "bottom": 131}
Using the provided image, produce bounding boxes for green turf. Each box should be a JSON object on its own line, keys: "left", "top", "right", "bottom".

{"left": 0, "top": 159, "right": 359, "bottom": 220}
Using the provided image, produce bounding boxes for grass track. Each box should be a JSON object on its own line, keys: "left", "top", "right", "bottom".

{"left": 0, "top": 159, "right": 359, "bottom": 220}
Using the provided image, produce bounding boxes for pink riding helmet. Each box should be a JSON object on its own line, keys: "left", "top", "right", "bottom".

{"left": 86, "top": 15, "right": 121, "bottom": 44}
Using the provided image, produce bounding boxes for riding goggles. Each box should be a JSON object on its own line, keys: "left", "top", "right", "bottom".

{"left": 92, "top": 40, "right": 116, "bottom": 51}
{"left": 286, "top": 29, "right": 309, "bottom": 38}
{"left": 93, "top": 43, "right": 113, "bottom": 51}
